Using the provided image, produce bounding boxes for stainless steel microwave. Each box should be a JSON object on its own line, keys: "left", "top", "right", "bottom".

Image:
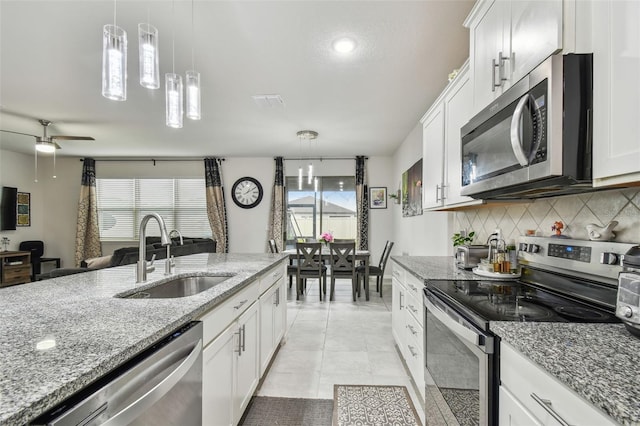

{"left": 460, "top": 53, "right": 593, "bottom": 200}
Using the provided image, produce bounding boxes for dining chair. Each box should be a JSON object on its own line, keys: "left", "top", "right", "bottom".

{"left": 295, "top": 242, "right": 327, "bottom": 301}
{"left": 357, "top": 241, "right": 394, "bottom": 298}
{"left": 329, "top": 241, "right": 357, "bottom": 301}
{"left": 269, "top": 239, "right": 297, "bottom": 289}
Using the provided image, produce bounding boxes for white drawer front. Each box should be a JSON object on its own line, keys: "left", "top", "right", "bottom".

{"left": 405, "top": 271, "right": 423, "bottom": 302}
{"left": 200, "top": 281, "right": 259, "bottom": 346}
{"left": 500, "top": 342, "right": 616, "bottom": 426}
{"left": 259, "top": 261, "right": 285, "bottom": 294}
{"left": 392, "top": 262, "right": 405, "bottom": 283}
{"left": 404, "top": 290, "right": 423, "bottom": 328}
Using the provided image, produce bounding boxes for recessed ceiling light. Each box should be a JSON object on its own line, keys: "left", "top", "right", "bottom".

{"left": 332, "top": 37, "right": 356, "bottom": 54}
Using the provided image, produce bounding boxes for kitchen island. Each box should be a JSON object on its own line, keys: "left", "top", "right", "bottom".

{"left": 392, "top": 255, "right": 640, "bottom": 426}
{"left": 0, "top": 252, "right": 287, "bottom": 426}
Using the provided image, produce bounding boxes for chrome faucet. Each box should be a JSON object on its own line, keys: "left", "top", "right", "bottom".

{"left": 137, "top": 213, "right": 171, "bottom": 283}
{"left": 164, "top": 229, "right": 184, "bottom": 275}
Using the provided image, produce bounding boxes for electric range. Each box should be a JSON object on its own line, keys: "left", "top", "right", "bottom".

{"left": 423, "top": 236, "right": 636, "bottom": 426}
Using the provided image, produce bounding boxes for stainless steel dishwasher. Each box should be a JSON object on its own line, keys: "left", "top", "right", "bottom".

{"left": 32, "top": 321, "right": 203, "bottom": 426}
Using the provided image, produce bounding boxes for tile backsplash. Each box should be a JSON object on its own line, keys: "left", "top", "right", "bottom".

{"left": 454, "top": 188, "right": 640, "bottom": 246}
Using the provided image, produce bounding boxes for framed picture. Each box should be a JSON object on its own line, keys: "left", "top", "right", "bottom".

{"left": 402, "top": 159, "right": 423, "bottom": 217}
{"left": 17, "top": 192, "right": 30, "bottom": 227}
{"left": 369, "top": 187, "right": 387, "bottom": 209}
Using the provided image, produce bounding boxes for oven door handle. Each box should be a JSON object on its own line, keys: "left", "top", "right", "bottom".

{"left": 510, "top": 93, "right": 532, "bottom": 167}
{"left": 425, "top": 294, "right": 491, "bottom": 353}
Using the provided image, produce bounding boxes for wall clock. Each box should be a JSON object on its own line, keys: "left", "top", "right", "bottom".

{"left": 231, "top": 177, "right": 263, "bottom": 209}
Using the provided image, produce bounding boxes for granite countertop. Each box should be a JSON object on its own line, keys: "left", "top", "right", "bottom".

{"left": 391, "top": 255, "right": 512, "bottom": 282}
{"left": 492, "top": 322, "right": 640, "bottom": 426}
{"left": 0, "top": 252, "right": 287, "bottom": 426}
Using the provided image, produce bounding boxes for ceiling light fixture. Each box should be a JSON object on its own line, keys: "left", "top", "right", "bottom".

{"left": 332, "top": 37, "right": 356, "bottom": 54}
{"left": 102, "top": 0, "right": 127, "bottom": 100}
{"left": 186, "top": 0, "right": 201, "bottom": 120}
{"left": 297, "top": 130, "right": 318, "bottom": 186}
{"left": 166, "top": 0, "right": 183, "bottom": 128}
{"left": 138, "top": 22, "right": 160, "bottom": 89}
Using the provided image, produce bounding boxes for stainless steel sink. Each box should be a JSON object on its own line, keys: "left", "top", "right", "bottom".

{"left": 124, "top": 275, "right": 232, "bottom": 299}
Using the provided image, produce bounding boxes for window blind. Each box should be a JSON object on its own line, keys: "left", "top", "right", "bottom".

{"left": 96, "top": 178, "right": 211, "bottom": 240}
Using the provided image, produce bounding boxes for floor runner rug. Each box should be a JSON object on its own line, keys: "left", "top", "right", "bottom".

{"left": 333, "top": 384, "right": 421, "bottom": 426}
{"left": 238, "top": 396, "right": 334, "bottom": 425}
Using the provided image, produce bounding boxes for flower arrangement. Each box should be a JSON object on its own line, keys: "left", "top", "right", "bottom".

{"left": 1, "top": 236, "right": 9, "bottom": 251}
{"left": 551, "top": 221, "right": 564, "bottom": 236}
{"left": 320, "top": 231, "right": 334, "bottom": 244}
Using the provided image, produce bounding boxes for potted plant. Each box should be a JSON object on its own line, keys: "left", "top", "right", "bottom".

{"left": 388, "top": 190, "right": 400, "bottom": 204}
{"left": 452, "top": 231, "right": 475, "bottom": 247}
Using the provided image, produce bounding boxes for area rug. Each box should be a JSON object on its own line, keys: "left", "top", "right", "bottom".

{"left": 238, "top": 396, "right": 334, "bottom": 425}
{"left": 333, "top": 385, "right": 421, "bottom": 426}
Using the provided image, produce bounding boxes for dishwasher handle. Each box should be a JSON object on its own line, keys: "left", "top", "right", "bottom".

{"left": 102, "top": 338, "right": 203, "bottom": 426}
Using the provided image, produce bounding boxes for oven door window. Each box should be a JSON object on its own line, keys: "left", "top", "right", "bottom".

{"left": 425, "top": 299, "right": 492, "bottom": 426}
{"left": 462, "top": 80, "right": 548, "bottom": 187}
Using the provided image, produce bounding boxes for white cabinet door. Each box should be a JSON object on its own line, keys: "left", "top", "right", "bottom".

{"left": 421, "top": 103, "right": 445, "bottom": 210}
{"left": 259, "top": 285, "right": 277, "bottom": 376}
{"left": 510, "top": 0, "right": 562, "bottom": 84}
{"left": 274, "top": 280, "right": 286, "bottom": 345}
{"left": 593, "top": 0, "right": 640, "bottom": 186}
{"left": 203, "top": 324, "right": 236, "bottom": 426}
{"left": 443, "top": 66, "right": 477, "bottom": 207}
{"left": 234, "top": 302, "right": 260, "bottom": 423}
{"left": 499, "top": 386, "right": 542, "bottom": 426}
{"left": 469, "top": 0, "right": 509, "bottom": 112}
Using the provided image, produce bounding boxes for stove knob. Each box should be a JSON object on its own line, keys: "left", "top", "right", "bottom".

{"left": 600, "top": 252, "right": 619, "bottom": 265}
{"left": 528, "top": 244, "right": 540, "bottom": 253}
{"left": 621, "top": 306, "right": 633, "bottom": 318}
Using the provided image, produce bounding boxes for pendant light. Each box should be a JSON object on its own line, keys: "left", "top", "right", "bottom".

{"left": 185, "top": 0, "right": 201, "bottom": 120}
{"left": 166, "top": 0, "right": 183, "bottom": 128}
{"left": 102, "top": 0, "right": 127, "bottom": 101}
{"left": 138, "top": 22, "right": 159, "bottom": 89}
{"left": 297, "top": 130, "right": 318, "bottom": 186}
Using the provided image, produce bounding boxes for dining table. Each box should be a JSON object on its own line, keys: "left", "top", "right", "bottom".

{"left": 283, "top": 247, "right": 371, "bottom": 300}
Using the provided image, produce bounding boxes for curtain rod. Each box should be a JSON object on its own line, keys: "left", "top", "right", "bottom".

{"left": 80, "top": 157, "right": 225, "bottom": 163}
{"left": 281, "top": 156, "right": 367, "bottom": 161}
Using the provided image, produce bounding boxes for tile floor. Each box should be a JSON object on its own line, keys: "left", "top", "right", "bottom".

{"left": 255, "top": 277, "right": 426, "bottom": 425}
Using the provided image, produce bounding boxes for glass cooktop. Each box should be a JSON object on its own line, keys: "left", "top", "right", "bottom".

{"left": 426, "top": 279, "right": 620, "bottom": 329}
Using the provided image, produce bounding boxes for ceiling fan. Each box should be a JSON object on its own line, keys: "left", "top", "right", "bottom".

{"left": 0, "top": 119, "right": 94, "bottom": 153}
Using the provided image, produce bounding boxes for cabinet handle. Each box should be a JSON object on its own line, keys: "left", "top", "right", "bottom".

{"left": 530, "top": 393, "right": 571, "bottom": 426}
{"left": 407, "top": 324, "right": 417, "bottom": 336}
{"left": 492, "top": 58, "right": 500, "bottom": 92}
{"left": 408, "top": 304, "right": 418, "bottom": 314}
{"left": 399, "top": 292, "right": 404, "bottom": 310}
{"left": 274, "top": 288, "right": 279, "bottom": 306}
{"left": 408, "top": 283, "right": 417, "bottom": 292}
{"left": 233, "top": 299, "right": 248, "bottom": 310}
{"left": 407, "top": 345, "right": 418, "bottom": 358}
{"left": 235, "top": 329, "right": 242, "bottom": 356}
{"left": 435, "top": 184, "right": 440, "bottom": 203}
{"left": 497, "top": 51, "right": 510, "bottom": 84}
{"left": 241, "top": 324, "right": 246, "bottom": 353}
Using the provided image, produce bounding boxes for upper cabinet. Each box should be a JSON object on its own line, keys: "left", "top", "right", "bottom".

{"left": 465, "top": 0, "right": 563, "bottom": 114}
{"left": 421, "top": 62, "right": 483, "bottom": 211}
{"left": 592, "top": 0, "right": 640, "bottom": 187}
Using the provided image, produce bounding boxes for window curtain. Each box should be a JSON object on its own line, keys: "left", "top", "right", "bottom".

{"left": 204, "top": 157, "right": 228, "bottom": 253}
{"left": 74, "top": 158, "right": 102, "bottom": 266}
{"left": 267, "top": 157, "right": 285, "bottom": 252}
{"left": 356, "top": 156, "right": 369, "bottom": 250}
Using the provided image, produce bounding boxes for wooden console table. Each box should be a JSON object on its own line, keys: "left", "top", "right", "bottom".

{"left": 0, "top": 251, "right": 31, "bottom": 287}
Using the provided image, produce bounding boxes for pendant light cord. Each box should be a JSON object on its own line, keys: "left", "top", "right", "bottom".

{"left": 113, "top": 0, "right": 117, "bottom": 27}
{"left": 171, "top": 0, "right": 176, "bottom": 74}
{"left": 191, "top": 0, "right": 195, "bottom": 70}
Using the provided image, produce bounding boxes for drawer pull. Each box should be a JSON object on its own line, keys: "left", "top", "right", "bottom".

{"left": 407, "top": 324, "right": 417, "bottom": 336}
{"left": 408, "top": 304, "right": 418, "bottom": 314}
{"left": 233, "top": 299, "right": 248, "bottom": 310}
{"left": 408, "top": 284, "right": 417, "bottom": 292}
{"left": 407, "top": 345, "right": 418, "bottom": 358}
{"left": 530, "top": 393, "right": 571, "bottom": 426}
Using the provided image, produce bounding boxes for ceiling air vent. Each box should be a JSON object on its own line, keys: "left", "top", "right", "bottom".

{"left": 252, "top": 94, "right": 285, "bottom": 109}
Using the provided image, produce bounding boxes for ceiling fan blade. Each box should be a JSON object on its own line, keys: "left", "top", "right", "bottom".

{"left": 50, "top": 135, "right": 95, "bottom": 141}
{"left": 0, "top": 129, "right": 37, "bottom": 138}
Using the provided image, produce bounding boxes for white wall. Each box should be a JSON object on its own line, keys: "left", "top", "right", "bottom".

{"left": 391, "top": 123, "right": 452, "bottom": 256}
{"left": 0, "top": 150, "right": 395, "bottom": 270}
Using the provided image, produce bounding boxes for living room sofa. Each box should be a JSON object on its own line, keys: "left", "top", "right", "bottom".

{"left": 40, "top": 237, "right": 216, "bottom": 279}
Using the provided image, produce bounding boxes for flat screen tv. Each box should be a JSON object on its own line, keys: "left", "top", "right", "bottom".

{"left": 1, "top": 186, "right": 17, "bottom": 230}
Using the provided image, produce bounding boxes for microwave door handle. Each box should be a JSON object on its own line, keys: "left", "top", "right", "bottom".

{"left": 510, "top": 94, "right": 531, "bottom": 167}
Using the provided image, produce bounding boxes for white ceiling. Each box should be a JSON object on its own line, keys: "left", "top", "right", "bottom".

{"left": 0, "top": 0, "right": 474, "bottom": 159}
